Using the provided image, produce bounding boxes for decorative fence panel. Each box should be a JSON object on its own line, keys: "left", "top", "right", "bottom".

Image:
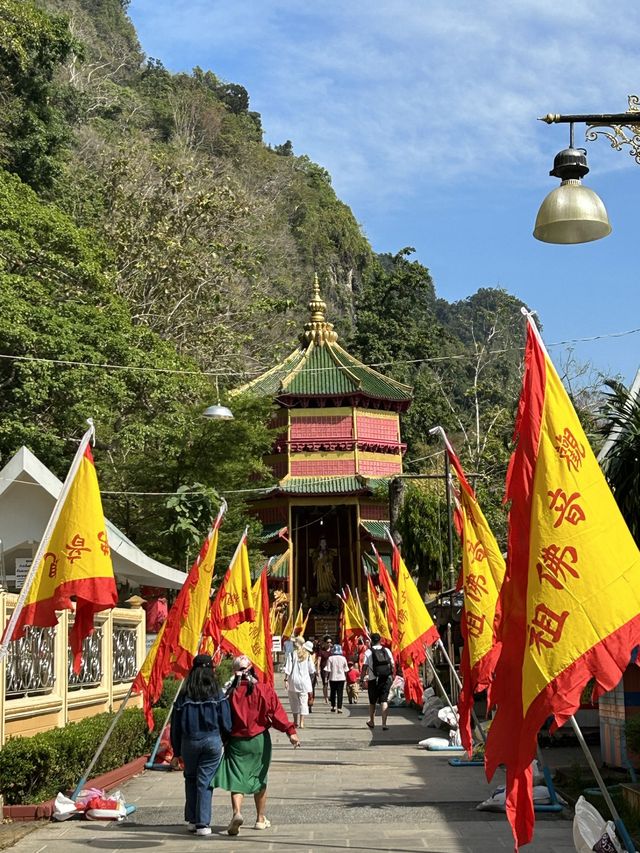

{"left": 0, "top": 592, "right": 145, "bottom": 745}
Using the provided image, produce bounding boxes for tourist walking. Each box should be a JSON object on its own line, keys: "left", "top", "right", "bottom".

{"left": 169, "top": 654, "right": 231, "bottom": 836}
{"left": 316, "top": 635, "right": 333, "bottom": 703}
{"left": 283, "top": 637, "right": 316, "bottom": 728}
{"left": 346, "top": 662, "right": 361, "bottom": 704}
{"left": 325, "top": 643, "right": 349, "bottom": 713}
{"left": 213, "top": 656, "right": 299, "bottom": 836}
{"left": 361, "top": 632, "right": 395, "bottom": 731}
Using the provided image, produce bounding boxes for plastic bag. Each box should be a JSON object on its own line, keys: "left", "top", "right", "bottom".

{"left": 85, "top": 789, "right": 127, "bottom": 821}
{"left": 573, "top": 796, "right": 622, "bottom": 853}
{"left": 53, "top": 792, "right": 81, "bottom": 821}
{"left": 437, "top": 705, "right": 459, "bottom": 729}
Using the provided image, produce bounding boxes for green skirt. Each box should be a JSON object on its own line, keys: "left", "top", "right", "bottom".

{"left": 212, "top": 731, "right": 272, "bottom": 794}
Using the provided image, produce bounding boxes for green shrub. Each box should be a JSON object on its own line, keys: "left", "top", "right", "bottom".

{"left": 155, "top": 675, "right": 181, "bottom": 709}
{"left": 0, "top": 707, "right": 158, "bottom": 805}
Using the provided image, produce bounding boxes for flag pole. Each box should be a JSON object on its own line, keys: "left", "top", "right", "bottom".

{"left": 437, "top": 638, "right": 486, "bottom": 745}
{"left": 0, "top": 420, "right": 95, "bottom": 662}
{"left": 74, "top": 502, "right": 228, "bottom": 796}
{"left": 569, "top": 715, "right": 636, "bottom": 852}
{"left": 145, "top": 679, "right": 185, "bottom": 770}
{"left": 71, "top": 682, "right": 134, "bottom": 800}
{"left": 423, "top": 644, "right": 457, "bottom": 718}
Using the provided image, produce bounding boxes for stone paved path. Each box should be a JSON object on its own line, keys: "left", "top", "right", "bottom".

{"left": 8, "top": 688, "right": 576, "bottom": 852}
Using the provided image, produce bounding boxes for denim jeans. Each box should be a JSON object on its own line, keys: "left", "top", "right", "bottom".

{"left": 181, "top": 732, "right": 223, "bottom": 828}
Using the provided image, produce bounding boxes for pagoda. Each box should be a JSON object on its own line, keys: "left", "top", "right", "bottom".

{"left": 235, "top": 278, "right": 413, "bottom": 638}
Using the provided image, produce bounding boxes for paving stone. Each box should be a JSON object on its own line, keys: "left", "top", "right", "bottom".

{"left": 4, "top": 685, "right": 579, "bottom": 852}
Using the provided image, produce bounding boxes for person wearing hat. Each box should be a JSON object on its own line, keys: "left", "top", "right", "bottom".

{"left": 283, "top": 637, "right": 316, "bottom": 728}
{"left": 212, "top": 655, "right": 299, "bottom": 836}
{"left": 324, "top": 643, "right": 349, "bottom": 713}
{"left": 170, "top": 654, "right": 231, "bottom": 836}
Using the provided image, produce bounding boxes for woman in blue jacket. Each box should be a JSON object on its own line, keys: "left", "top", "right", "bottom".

{"left": 170, "top": 654, "right": 232, "bottom": 835}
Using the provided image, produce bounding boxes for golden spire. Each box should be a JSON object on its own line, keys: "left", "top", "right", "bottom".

{"left": 301, "top": 274, "right": 338, "bottom": 345}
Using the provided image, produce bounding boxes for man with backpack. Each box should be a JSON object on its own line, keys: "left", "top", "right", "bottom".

{"left": 360, "top": 633, "right": 395, "bottom": 731}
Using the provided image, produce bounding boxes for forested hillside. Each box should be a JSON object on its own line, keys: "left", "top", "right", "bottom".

{"left": 0, "top": 0, "right": 532, "bottom": 580}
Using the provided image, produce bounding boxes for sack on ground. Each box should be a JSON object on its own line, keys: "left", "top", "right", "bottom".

{"left": 573, "top": 796, "right": 623, "bottom": 853}
{"left": 420, "top": 696, "right": 445, "bottom": 727}
{"left": 53, "top": 792, "right": 81, "bottom": 821}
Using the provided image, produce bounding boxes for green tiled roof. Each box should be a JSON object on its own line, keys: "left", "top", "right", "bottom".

{"left": 268, "top": 551, "right": 289, "bottom": 578}
{"left": 360, "top": 520, "right": 391, "bottom": 541}
{"left": 233, "top": 281, "right": 412, "bottom": 404}
{"left": 259, "top": 523, "right": 288, "bottom": 543}
{"left": 270, "top": 475, "right": 374, "bottom": 496}
{"left": 236, "top": 340, "right": 412, "bottom": 403}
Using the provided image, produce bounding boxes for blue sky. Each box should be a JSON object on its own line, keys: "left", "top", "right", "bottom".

{"left": 129, "top": 0, "right": 639, "bottom": 384}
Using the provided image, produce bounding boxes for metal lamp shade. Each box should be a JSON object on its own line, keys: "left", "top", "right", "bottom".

{"left": 534, "top": 179, "right": 611, "bottom": 244}
{"left": 202, "top": 403, "right": 234, "bottom": 420}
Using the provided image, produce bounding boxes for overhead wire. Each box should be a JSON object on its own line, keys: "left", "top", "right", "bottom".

{"left": 0, "top": 325, "right": 637, "bottom": 380}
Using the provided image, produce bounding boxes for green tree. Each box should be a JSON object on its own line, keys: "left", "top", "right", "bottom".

{"left": 397, "top": 481, "right": 451, "bottom": 593}
{"left": 0, "top": 0, "right": 76, "bottom": 188}
{"left": 0, "top": 168, "right": 272, "bottom": 567}
{"left": 599, "top": 377, "right": 640, "bottom": 546}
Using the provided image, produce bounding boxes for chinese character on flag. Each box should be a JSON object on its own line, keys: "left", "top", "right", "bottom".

{"left": 485, "top": 314, "right": 640, "bottom": 850}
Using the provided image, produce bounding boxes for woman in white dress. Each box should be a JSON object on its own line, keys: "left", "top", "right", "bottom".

{"left": 283, "top": 638, "right": 316, "bottom": 729}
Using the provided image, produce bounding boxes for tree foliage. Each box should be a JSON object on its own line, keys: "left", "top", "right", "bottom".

{"left": 0, "top": 0, "right": 76, "bottom": 188}
{"left": 0, "top": 0, "right": 541, "bottom": 584}
{"left": 599, "top": 378, "right": 640, "bottom": 546}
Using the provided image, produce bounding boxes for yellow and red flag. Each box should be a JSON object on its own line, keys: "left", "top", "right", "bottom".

{"left": 340, "top": 586, "right": 367, "bottom": 658}
{"left": 394, "top": 541, "right": 439, "bottom": 705}
{"left": 293, "top": 603, "right": 311, "bottom": 636}
{"left": 2, "top": 427, "right": 117, "bottom": 673}
{"left": 219, "top": 567, "right": 274, "bottom": 684}
{"left": 366, "top": 573, "right": 392, "bottom": 646}
{"left": 485, "top": 315, "right": 640, "bottom": 850}
{"left": 133, "top": 504, "right": 224, "bottom": 727}
{"left": 373, "top": 545, "right": 398, "bottom": 653}
{"left": 281, "top": 608, "right": 294, "bottom": 640}
{"left": 204, "top": 528, "right": 255, "bottom": 647}
{"left": 441, "top": 432, "right": 506, "bottom": 755}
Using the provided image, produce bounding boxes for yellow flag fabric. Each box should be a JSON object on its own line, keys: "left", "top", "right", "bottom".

{"left": 395, "top": 546, "right": 438, "bottom": 662}
{"left": 294, "top": 604, "right": 305, "bottom": 633}
{"left": 367, "top": 574, "right": 391, "bottom": 644}
{"left": 11, "top": 445, "right": 117, "bottom": 671}
{"left": 220, "top": 568, "right": 274, "bottom": 683}
{"left": 522, "top": 345, "right": 640, "bottom": 714}
{"left": 485, "top": 318, "right": 640, "bottom": 850}
{"left": 282, "top": 609, "right": 294, "bottom": 639}
{"left": 459, "top": 488, "right": 506, "bottom": 673}
{"left": 208, "top": 532, "right": 255, "bottom": 639}
{"left": 133, "top": 510, "right": 224, "bottom": 727}
{"left": 342, "top": 588, "right": 366, "bottom": 633}
{"left": 175, "top": 525, "right": 219, "bottom": 661}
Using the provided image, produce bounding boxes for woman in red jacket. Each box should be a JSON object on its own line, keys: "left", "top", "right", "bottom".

{"left": 212, "top": 655, "right": 300, "bottom": 836}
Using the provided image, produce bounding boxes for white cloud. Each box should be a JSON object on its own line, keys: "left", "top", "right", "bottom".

{"left": 130, "top": 0, "right": 640, "bottom": 206}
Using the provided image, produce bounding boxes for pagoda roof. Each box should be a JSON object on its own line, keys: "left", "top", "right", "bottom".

{"left": 234, "top": 277, "right": 412, "bottom": 406}
{"left": 265, "top": 474, "right": 389, "bottom": 497}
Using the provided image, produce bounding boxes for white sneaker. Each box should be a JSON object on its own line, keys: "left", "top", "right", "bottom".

{"left": 195, "top": 827, "right": 211, "bottom": 836}
{"left": 186, "top": 823, "right": 196, "bottom": 833}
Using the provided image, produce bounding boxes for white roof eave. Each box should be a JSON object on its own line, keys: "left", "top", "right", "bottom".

{"left": 0, "top": 446, "right": 186, "bottom": 590}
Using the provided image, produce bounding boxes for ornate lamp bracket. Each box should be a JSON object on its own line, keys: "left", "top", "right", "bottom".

{"left": 540, "top": 95, "right": 640, "bottom": 165}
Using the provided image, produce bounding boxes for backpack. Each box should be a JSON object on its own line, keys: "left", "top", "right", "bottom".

{"left": 371, "top": 647, "right": 392, "bottom": 678}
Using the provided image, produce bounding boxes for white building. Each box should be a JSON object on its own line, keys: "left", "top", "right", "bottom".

{"left": 0, "top": 446, "right": 185, "bottom": 592}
